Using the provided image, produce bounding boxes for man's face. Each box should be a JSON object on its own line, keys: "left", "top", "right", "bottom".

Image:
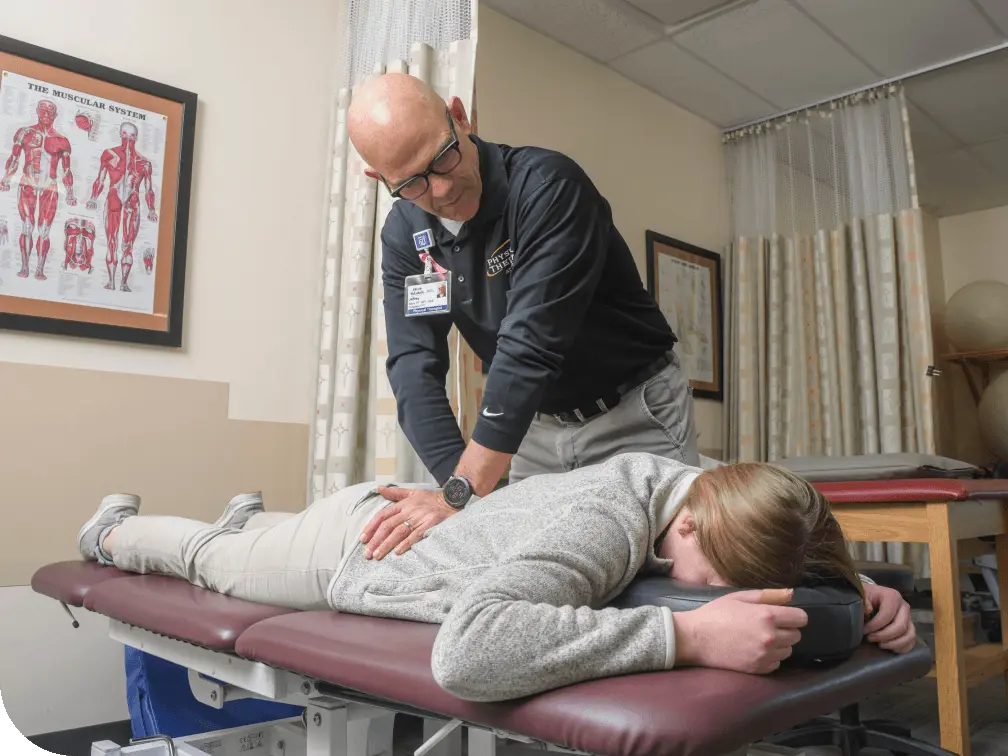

{"left": 379, "top": 105, "right": 482, "bottom": 222}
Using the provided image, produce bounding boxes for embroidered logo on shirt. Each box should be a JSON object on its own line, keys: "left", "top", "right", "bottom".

{"left": 486, "top": 239, "right": 513, "bottom": 278}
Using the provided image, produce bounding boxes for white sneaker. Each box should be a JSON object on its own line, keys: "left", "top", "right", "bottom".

{"left": 77, "top": 493, "right": 141, "bottom": 564}
{"left": 214, "top": 492, "right": 264, "bottom": 530}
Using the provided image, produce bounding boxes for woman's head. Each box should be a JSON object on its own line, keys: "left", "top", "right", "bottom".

{"left": 658, "top": 462, "right": 864, "bottom": 602}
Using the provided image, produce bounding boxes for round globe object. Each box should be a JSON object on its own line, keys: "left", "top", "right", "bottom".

{"left": 944, "top": 280, "right": 1008, "bottom": 352}
{"left": 978, "top": 371, "right": 1008, "bottom": 462}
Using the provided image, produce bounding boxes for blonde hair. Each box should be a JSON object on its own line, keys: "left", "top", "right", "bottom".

{"left": 685, "top": 462, "right": 866, "bottom": 605}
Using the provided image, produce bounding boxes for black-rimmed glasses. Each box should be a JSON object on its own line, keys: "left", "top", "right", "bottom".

{"left": 381, "top": 110, "right": 462, "bottom": 201}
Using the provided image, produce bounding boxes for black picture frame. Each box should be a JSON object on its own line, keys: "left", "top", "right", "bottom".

{"left": 0, "top": 34, "right": 197, "bottom": 347}
{"left": 645, "top": 230, "right": 724, "bottom": 401}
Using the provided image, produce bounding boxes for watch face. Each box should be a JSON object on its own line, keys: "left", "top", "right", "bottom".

{"left": 444, "top": 477, "right": 470, "bottom": 506}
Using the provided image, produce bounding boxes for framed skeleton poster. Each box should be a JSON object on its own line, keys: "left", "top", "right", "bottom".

{"left": 646, "top": 231, "right": 724, "bottom": 401}
{"left": 0, "top": 34, "right": 196, "bottom": 347}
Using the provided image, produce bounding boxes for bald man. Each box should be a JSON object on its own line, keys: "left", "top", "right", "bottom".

{"left": 348, "top": 73, "right": 698, "bottom": 561}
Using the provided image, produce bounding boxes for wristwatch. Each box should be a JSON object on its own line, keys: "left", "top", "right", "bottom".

{"left": 443, "top": 474, "right": 474, "bottom": 509}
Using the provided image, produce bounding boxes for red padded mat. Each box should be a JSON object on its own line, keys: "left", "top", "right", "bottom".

{"left": 815, "top": 477, "right": 1008, "bottom": 504}
{"left": 31, "top": 560, "right": 131, "bottom": 607}
{"left": 236, "top": 611, "right": 934, "bottom": 756}
{"left": 84, "top": 574, "right": 295, "bottom": 651}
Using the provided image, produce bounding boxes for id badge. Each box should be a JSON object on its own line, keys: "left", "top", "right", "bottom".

{"left": 405, "top": 271, "right": 451, "bottom": 317}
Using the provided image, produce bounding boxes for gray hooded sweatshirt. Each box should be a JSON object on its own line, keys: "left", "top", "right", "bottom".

{"left": 326, "top": 452, "right": 700, "bottom": 702}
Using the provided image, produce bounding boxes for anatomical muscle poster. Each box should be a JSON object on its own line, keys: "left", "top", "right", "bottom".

{"left": 0, "top": 70, "right": 167, "bottom": 315}
{"left": 0, "top": 34, "right": 196, "bottom": 347}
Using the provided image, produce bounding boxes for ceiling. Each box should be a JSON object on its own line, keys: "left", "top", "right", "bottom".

{"left": 483, "top": 0, "right": 1008, "bottom": 218}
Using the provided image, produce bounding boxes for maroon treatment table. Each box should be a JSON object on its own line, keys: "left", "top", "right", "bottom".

{"left": 31, "top": 559, "right": 936, "bottom": 756}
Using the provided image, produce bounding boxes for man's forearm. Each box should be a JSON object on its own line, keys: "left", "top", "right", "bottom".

{"left": 453, "top": 439, "right": 512, "bottom": 497}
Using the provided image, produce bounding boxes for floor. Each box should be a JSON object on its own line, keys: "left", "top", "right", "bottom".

{"left": 855, "top": 673, "right": 1008, "bottom": 756}
{"left": 28, "top": 719, "right": 134, "bottom": 756}
{"left": 30, "top": 674, "right": 1007, "bottom": 755}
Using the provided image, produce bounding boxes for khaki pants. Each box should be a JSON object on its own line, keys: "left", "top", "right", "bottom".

{"left": 510, "top": 351, "right": 699, "bottom": 483}
{"left": 108, "top": 481, "right": 388, "bottom": 610}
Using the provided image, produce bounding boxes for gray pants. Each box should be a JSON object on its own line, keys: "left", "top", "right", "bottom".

{"left": 509, "top": 351, "right": 698, "bottom": 484}
{"left": 107, "top": 481, "right": 388, "bottom": 610}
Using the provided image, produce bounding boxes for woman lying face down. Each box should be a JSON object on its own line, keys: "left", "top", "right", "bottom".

{"left": 81, "top": 452, "right": 916, "bottom": 702}
{"left": 651, "top": 462, "right": 916, "bottom": 675}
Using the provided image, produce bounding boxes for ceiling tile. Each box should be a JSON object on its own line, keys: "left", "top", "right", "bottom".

{"left": 915, "top": 147, "right": 1006, "bottom": 217}
{"left": 483, "top": 0, "right": 661, "bottom": 63}
{"left": 624, "top": 0, "right": 735, "bottom": 26}
{"left": 975, "top": 0, "right": 1008, "bottom": 37}
{"left": 970, "top": 134, "right": 1008, "bottom": 178}
{"left": 906, "top": 101, "right": 962, "bottom": 155}
{"left": 609, "top": 40, "right": 778, "bottom": 127}
{"left": 905, "top": 50, "right": 1008, "bottom": 145}
{"left": 673, "top": 0, "right": 877, "bottom": 110}
{"left": 795, "top": 0, "right": 1002, "bottom": 77}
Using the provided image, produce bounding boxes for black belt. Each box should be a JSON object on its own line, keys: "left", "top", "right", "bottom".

{"left": 546, "top": 351, "right": 673, "bottom": 424}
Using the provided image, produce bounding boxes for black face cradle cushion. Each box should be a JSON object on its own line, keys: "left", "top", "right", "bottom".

{"left": 610, "top": 577, "right": 865, "bottom": 666}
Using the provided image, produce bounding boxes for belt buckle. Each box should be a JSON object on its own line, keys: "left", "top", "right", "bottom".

{"left": 555, "top": 398, "right": 610, "bottom": 424}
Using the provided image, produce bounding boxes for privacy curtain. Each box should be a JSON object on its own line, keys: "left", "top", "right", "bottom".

{"left": 309, "top": 0, "right": 481, "bottom": 502}
{"left": 722, "top": 85, "right": 936, "bottom": 574}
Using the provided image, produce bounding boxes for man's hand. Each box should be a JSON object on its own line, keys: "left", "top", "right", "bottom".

{"left": 673, "top": 588, "right": 808, "bottom": 674}
{"left": 359, "top": 486, "right": 458, "bottom": 560}
{"left": 863, "top": 583, "right": 916, "bottom": 653}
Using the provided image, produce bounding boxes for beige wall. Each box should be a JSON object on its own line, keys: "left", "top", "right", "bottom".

{"left": 0, "top": 0, "right": 343, "bottom": 738}
{"left": 933, "top": 204, "right": 1008, "bottom": 464}
{"left": 0, "top": 0, "right": 344, "bottom": 425}
{"left": 475, "top": 7, "right": 729, "bottom": 457}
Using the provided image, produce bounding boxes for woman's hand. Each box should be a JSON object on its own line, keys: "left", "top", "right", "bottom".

{"left": 863, "top": 583, "right": 916, "bottom": 653}
{"left": 358, "top": 486, "right": 458, "bottom": 559}
{"left": 673, "top": 588, "right": 808, "bottom": 674}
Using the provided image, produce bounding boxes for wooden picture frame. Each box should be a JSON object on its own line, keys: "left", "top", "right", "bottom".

{"left": 645, "top": 231, "right": 723, "bottom": 401}
{"left": 0, "top": 34, "right": 197, "bottom": 347}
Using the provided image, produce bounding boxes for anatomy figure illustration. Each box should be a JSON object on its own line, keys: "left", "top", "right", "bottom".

{"left": 63, "top": 216, "right": 96, "bottom": 273}
{"left": 74, "top": 110, "right": 102, "bottom": 141}
{"left": 143, "top": 246, "right": 155, "bottom": 274}
{"left": 0, "top": 99, "right": 77, "bottom": 280}
{"left": 0, "top": 219, "right": 8, "bottom": 246}
{"left": 86, "top": 121, "right": 158, "bottom": 292}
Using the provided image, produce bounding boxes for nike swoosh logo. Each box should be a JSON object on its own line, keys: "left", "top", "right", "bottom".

{"left": 482, "top": 409, "right": 504, "bottom": 418}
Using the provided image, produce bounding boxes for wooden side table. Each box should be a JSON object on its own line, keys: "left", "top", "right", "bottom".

{"left": 815, "top": 478, "right": 1008, "bottom": 756}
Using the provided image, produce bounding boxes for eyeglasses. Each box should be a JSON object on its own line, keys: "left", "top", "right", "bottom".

{"left": 381, "top": 110, "right": 462, "bottom": 201}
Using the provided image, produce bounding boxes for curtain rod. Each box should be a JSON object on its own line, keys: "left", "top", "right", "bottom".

{"left": 724, "top": 39, "right": 1008, "bottom": 133}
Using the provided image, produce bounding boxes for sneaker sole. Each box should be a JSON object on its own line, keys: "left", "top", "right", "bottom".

{"left": 76, "top": 496, "right": 140, "bottom": 556}
{"left": 216, "top": 500, "right": 264, "bottom": 529}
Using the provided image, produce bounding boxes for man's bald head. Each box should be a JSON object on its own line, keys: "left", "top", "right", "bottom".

{"left": 347, "top": 72, "right": 482, "bottom": 222}
{"left": 349, "top": 73, "right": 447, "bottom": 170}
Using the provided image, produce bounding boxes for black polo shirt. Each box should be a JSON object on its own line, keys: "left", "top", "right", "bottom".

{"left": 381, "top": 135, "right": 676, "bottom": 484}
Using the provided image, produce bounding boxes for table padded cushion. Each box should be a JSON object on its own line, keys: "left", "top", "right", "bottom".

{"left": 30, "top": 560, "right": 132, "bottom": 607}
{"left": 235, "top": 611, "right": 934, "bottom": 756}
{"left": 815, "top": 477, "right": 1008, "bottom": 503}
{"left": 84, "top": 575, "right": 295, "bottom": 651}
{"left": 778, "top": 452, "right": 980, "bottom": 482}
{"left": 854, "top": 560, "right": 916, "bottom": 596}
{"left": 610, "top": 578, "right": 863, "bottom": 665}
